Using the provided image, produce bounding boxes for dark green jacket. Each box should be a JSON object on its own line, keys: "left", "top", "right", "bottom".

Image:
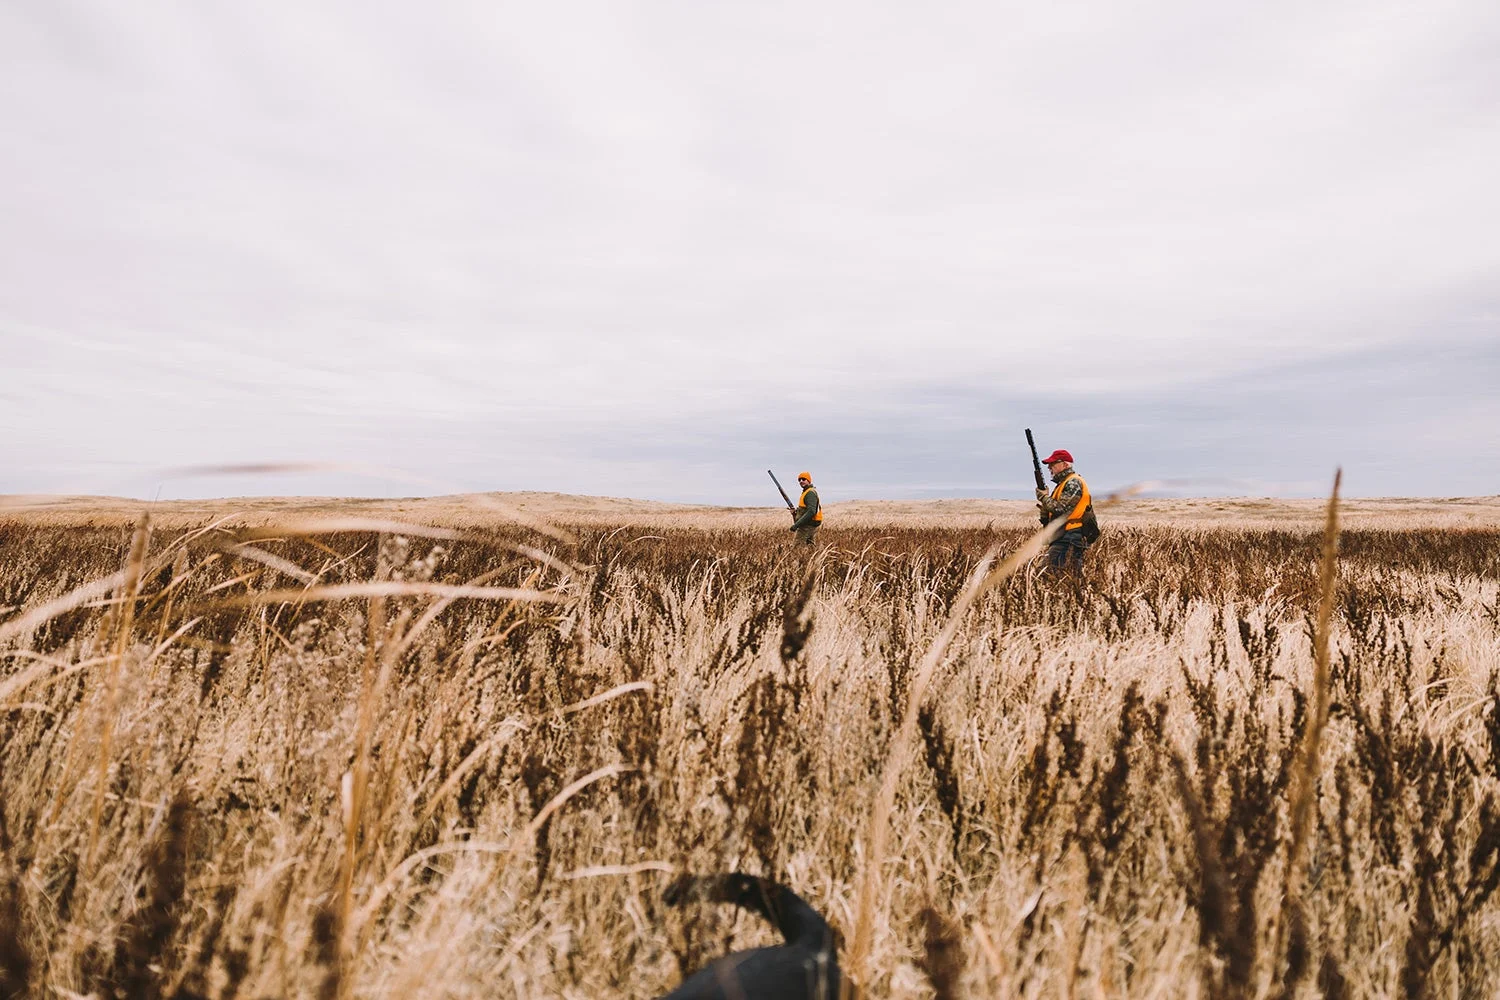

{"left": 792, "top": 487, "right": 821, "bottom": 530}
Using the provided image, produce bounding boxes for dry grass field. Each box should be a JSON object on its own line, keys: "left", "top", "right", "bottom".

{"left": 1, "top": 493, "right": 1498, "bottom": 998}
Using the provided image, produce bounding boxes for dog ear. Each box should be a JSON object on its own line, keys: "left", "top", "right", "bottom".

{"left": 716, "top": 873, "right": 766, "bottom": 906}
{"left": 662, "top": 873, "right": 700, "bottom": 907}
{"left": 665, "top": 872, "right": 767, "bottom": 907}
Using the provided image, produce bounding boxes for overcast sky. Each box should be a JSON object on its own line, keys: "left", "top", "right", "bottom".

{"left": 3, "top": 0, "right": 1496, "bottom": 503}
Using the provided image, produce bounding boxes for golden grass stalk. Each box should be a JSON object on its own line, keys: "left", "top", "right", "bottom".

{"left": 848, "top": 485, "right": 1143, "bottom": 993}
{"left": 0, "top": 571, "right": 128, "bottom": 646}
{"left": 207, "top": 581, "right": 568, "bottom": 608}
{"left": 232, "top": 518, "right": 475, "bottom": 542}
{"left": 333, "top": 543, "right": 396, "bottom": 995}
{"left": 847, "top": 516, "right": 1064, "bottom": 992}
{"left": 356, "top": 763, "right": 633, "bottom": 937}
{"left": 214, "top": 542, "right": 318, "bottom": 584}
{"left": 558, "top": 861, "right": 676, "bottom": 880}
{"left": 0, "top": 653, "right": 109, "bottom": 707}
{"left": 412, "top": 684, "right": 646, "bottom": 830}
{"left": 1277, "top": 469, "right": 1342, "bottom": 977}
{"left": 354, "top": 840, "right": 516, "bottom": 934}
{"left": 85, "top": 512, "right": 152, "bottom": 869}
{"left": 972, "top": 920, "right": 1005, "bottom": 990}
{"left": 143, "top": 617, "right": 204, "bottom": 678}
{"left": 193, "top": 570, "right": 262, "bottom": 599}
{"left": 490, "top": 541, "right": 583, "bottom": 578}
{"left": 151, "top": 550, "right": 191, "bottom": 651}
{"left": 334, "top": 525, "right": 569, "bottom": 980}
{"left": 415, "top": 719, "right": 529, "bottom": 829}
{"left": 346, "top": 618, "right": 399, "bottom": 889}
{"left": 511, "top": 763, "right": 636, "bottom": 852}
{"left": 557, "top": 680, "right": 654, "bottom": 716}
{"left": 383, "top": 569, "right": 505, "bottom": 664}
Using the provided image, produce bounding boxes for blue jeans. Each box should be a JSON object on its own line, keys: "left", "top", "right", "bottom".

{"left": 1046, "top": 530, "right": 1089, "bottom": 575}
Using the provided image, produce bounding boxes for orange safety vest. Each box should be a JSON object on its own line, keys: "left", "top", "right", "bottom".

{"left": 799, "top": 487, "right": 823, "bottom": 523}
{"left": 1050, "top": 473, "right": 1091, "bottom": 531}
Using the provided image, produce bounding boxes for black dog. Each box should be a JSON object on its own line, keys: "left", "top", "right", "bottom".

{"left": 658, "top": 873, "right": 842, "bottom": 1000}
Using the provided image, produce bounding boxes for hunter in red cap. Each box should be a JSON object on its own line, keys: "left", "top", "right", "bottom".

{"left": 1036, "top": 447, "right": 1098, "bottom": 575}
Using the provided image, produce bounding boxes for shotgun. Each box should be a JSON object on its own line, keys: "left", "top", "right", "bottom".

{"left": 767, "top": 470, "right": 797, "bottom": 519}
{"left": 1025, "top": 429, "right": 1047, "bottom": 526}
{"left": 1025, "top": 429, "right": 1046, "bottom": 493}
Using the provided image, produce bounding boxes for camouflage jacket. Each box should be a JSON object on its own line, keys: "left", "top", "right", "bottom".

{"left": 1039, "top": 468, "right": 1085, "bottom": 526}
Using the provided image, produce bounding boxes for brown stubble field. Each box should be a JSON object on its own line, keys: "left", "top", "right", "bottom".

{"left": 1, "top": 494, "right": 1498, "bottom": 998}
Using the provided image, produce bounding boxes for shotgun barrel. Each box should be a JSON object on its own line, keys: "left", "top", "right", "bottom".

{"left": 1026, "top": 429, "right": 1049, "bottom": 527}
{"left": 1025, "top": 429, "right": 1046, "bottom": 493}
{"left": 767, "top": 470, "right": 796, "bottom": 515}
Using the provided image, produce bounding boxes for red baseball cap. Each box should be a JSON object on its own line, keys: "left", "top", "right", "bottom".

{"left": 1041, "top": 449, "right": 1073, "bottom": 464}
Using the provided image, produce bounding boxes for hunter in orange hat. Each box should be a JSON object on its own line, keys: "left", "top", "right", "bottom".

{"left": 790, "top": 471, "right": 822, "bottom": 546}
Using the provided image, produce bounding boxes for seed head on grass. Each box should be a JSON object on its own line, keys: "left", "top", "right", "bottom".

{"left": 1277, "top": 469, "right": 1341, "bottom": 993}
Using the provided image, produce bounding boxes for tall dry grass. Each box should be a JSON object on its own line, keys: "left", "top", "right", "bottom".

{"left": 0, "top": 510, "right": 1497, "bottom": 997}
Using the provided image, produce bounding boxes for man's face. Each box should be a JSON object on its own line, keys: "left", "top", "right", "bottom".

{"left": 798, "top": 477, "right": 811, "bottom": 488}
{"left": 1047, "top": 461, "right": 1069, "bottom": 478}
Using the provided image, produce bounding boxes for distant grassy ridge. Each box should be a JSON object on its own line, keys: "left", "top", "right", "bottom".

{"left": 4, "top": 491, "right": 1499, "bottom": 530}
